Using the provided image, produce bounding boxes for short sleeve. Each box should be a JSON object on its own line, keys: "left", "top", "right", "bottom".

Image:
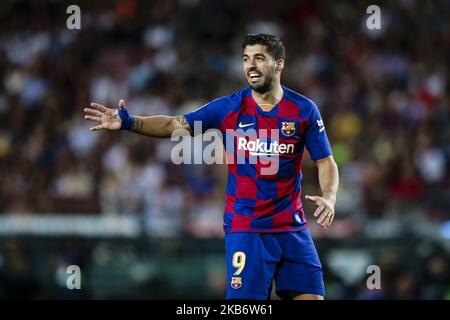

{"left": 304, "top": 101, "right": 333, "bottom": 160}
{"left": 183, "top": 97, "right": 224, "bottom": 135}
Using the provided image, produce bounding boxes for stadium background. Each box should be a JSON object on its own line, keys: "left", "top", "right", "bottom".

{"left": 0, "top": 0, "right": 449, "bottom": 299}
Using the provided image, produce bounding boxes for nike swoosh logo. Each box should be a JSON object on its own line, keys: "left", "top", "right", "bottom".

{"left": 238, "top": 122, "right": 254, "bottom": 128}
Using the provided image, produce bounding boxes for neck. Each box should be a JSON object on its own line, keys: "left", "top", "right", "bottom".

{"left": 252, "top": 82, "right": 283, "bottom": 105}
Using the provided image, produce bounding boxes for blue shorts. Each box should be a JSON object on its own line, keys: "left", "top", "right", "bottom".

{"left": 225, "top": 229, "right": 324, "bottom": 300}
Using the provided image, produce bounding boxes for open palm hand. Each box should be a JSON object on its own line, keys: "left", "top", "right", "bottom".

{"left": 84, "top": 101, "right": 124, "bottom": 131}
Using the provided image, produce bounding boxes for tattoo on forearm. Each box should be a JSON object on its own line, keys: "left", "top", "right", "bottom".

{"left": 176, "top": 115, "right": 192, "bottom": 134}
{"left": 130, "top": 117, "right": 143, "bottom": 132}
{"left": 176, "top": 115, "right": 188, "bottom": 127}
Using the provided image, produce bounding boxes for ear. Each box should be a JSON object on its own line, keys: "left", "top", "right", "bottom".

{"left": 275, "top": 59, "right": 284, "bottom": 72}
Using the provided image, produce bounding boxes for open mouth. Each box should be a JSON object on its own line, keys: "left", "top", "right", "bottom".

{"left": 248, "top": 71, "right": 262, "bottom": 81}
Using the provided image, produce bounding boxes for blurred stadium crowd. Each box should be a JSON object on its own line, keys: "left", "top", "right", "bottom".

{"left": 0, "top": 0, "right": 449, "bottom": 299}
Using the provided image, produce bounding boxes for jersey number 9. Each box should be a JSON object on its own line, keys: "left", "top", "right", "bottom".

{"left": 232, "top": 251, "right": 246, "bottom": 276}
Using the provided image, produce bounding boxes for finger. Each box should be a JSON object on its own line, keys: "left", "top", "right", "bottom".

{"left": 325, "top": 214, "right": 335, "bottom": 229}
{"left": 90, "top": 124, "right": 104, "bottom": 131}
{"left": 84, "top": 108, "right": 103, "bottom": 117}
{"left": 322, "top": 212, "right": 332, "bottom": 227}
{"left": 314, "top": 205, "right": 325, "bottom": 217}
{"left": 90, "top": 102, "right": 107, "bottom": 112}
{"left": 318, "top": 210, "right": 330, "bottom": 225}
{"left": 321, "top": 212, "right": 331, "bottom": 228}
{"left": 84, "top": 115, "right": 101, "bottom": 122}
{"left": 305, "top": 195, "right": 318, "bottom": 203}
{"left": 118, "top": 99, "right": 126, "bottom": 110}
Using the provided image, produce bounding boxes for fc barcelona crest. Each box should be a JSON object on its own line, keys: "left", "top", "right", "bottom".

{"left": 281, "top": 121, "right": 296, "bottom": 136}
{"left": 231, "top": 276, "right": 242, "bottom": 289}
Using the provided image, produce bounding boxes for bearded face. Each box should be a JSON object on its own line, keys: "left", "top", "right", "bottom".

{"left": 243, "top": 44, "right": 278, "bottom": 94}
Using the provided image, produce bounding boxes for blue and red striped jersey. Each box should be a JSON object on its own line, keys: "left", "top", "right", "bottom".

{"left": 184, "top": 86, "right": 332, "bottom": 233}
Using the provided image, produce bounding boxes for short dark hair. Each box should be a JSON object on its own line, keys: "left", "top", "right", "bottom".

{"left": 242, "top": 34, "right": 285, "bottom": 60}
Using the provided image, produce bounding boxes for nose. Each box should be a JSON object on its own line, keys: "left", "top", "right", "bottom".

{"left": 246, "top": 57, "right": 256, "bottom": 69}
{"left": 245, "top": 61, "right": 257, "bottom": 72}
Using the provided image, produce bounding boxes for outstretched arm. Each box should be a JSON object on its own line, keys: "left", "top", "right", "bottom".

{"left": 129, "top": 114, "right": 191, "bottom": 138}
{"left": 305, "top": 155, "right": 339, "bottom": 230}
{"left": 84, "top": 99, "right": 191, "bottom": 138}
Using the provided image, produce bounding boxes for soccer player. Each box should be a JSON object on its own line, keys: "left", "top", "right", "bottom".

{"left": 84, "top": 34, "right": 339, "bottom": 300}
